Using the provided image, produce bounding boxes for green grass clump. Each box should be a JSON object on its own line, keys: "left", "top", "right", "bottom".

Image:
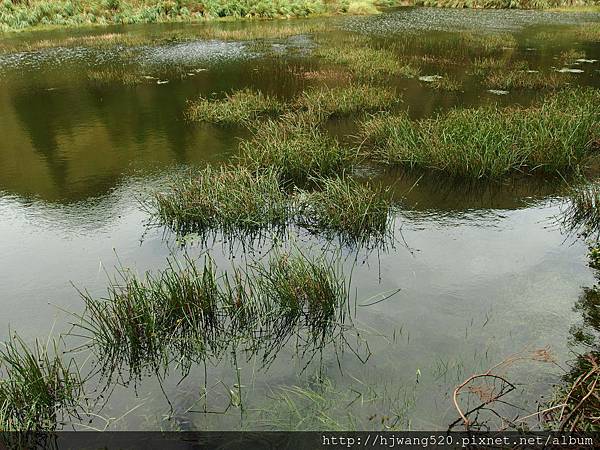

{"left": 299, "top": 177, "right": 394, "bottom": 244}
{"left": 238, "top": 115, "right": 356, "bottom": 184}
{"left": 295, "top": 84, "right": 400, "bottom": 118}
{"left": 315, "top": 40, "right": 420, "bottom": 80}
{"left": 254, "top": 250, "right": 348, "bottom": 348}
{"left": 484, "top": 70, "right": 569, "bottom": 90}
{"left": 0, "top": 334, "right": 82, "bottom": 431}
{"left": 76, "top": 256, "right": 225, "bottom": 380}
{"left": 151, "top": 165, "right": 289, "bottom": 236}
{"left": 359, "top": 88, "right": 600, "bottom": 179}
{"left": 563, "top": 183, "right": 600, "bottom": 239}
{"left": 426, "top": 75, "right": 462, "bottom": 91}
{"left": 87, "top": 67, "right": 144, "bottom": 85}
{"left": 186, "top": 89, "right": 285, "bottom": 125}
{"left": 73, "top": 250, "right": 352, "bottom": 380}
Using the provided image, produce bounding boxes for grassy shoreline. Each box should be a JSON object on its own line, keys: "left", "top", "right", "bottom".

{"left": 0, "top": 0, "right": 385, "bottom": 33}
{"left": 1, "top": 1, "right": 598, "bottom": 34}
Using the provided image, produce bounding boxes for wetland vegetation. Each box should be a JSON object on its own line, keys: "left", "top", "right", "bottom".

{"left": 1, "top": 2, "right": 600, "bottom": 436}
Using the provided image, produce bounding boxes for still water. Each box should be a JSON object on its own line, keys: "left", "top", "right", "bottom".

{"left": 1, "top": 7, "right": 599, "bottom": 430}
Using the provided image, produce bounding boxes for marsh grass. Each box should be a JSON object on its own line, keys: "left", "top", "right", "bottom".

{"left": 563, "top": 182, "right": 600, "bottom": 239}
{"left": 149, "top": 164, "right": 395, "bottom": 246}
{"left": 185, "top": 84, "right": 398, "bottom": 126}
{"left": 314, "top": 39, "right": 420, "bottom": 80}
{"left": 185, "top": 89, "right": 285, "bottom": 124}
{"left": 484, "top": 70, "right": 569, "bottom": 90}
{"left": 413, "top": 0, "right": 595, "bottom": 9}
{"left": 545, "top": 351, "right": 600, "bottom": 431}
{"left": 427, "top": 75, "right": 462, "bottom": 91}
{"left": 299, "top": 176, "right": 394, "bottom": 245}
{"left": 0, "top": 334, "right": 83, "bottom": 431}
{"left": 87, "top": 67, "right": 144, "bottom": 85}
{"left": 389, "top": 30, "right": 517, "bottom": 60}
{"left": 560, "top": 48, "right": 587, "bottom": 65}
{"left": 75, "top": 256, "right": 227, "bottom": 381}
{"left": 295, "top": 84, "right": 400, "bottom": 118}
{"left": 72, "top": 250, "right": 352, "bottom": 382}
{"left": 238, "top": 114, "right": 356, "bottom": 184}
{"left": 151, "top": 165, "right": 289, "bottom": 237}
{"left": 359, "top": 88, "right": 600, "bottom": 178}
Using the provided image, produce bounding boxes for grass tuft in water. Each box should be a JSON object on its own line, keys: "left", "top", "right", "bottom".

{"left": 151, "top": 165, "right": 289, "bottom": 237}
{"left": 315, "top": 37, "right": 420, "bottom": 81}
{"left": 0, "top": 334, "right": 83, "bottom": 431}
{"left": 359, "top": 88, "right": 600, "bottom": 179}
{"left": 185, "top": 89, "right": 285, "bottom": 125}
{"left": 295, "top": 84, "right": 400, "bottom": 118}
{"left": 484, "top": 70, "right": 569, "bottom": 90}
{"left": 299, "top": 176, "right": 394, "bottom": 245}
{"left": 563, "top": 182, "right": 600, "bottom": 239}
{"left": 238, "top": 114, "right": 356, "bottom": 184}
{"left": 76, "top": 255, "right": 227, "bottom": 380}
{"left": 72, "top": 249, "right": 353, "bottom": 381}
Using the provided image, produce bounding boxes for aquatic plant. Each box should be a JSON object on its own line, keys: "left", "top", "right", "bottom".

{"left": 186, "top": 89, "right": 285, "bottom": 124}
{"left": 238, "top": 114, "right": 356, "bottom": 184}
{"left": 72, "top": 249, "right": 353, "bottom": 381}
{"left": 295, "top": 84, "right": 400, "bottom": 118}
{"left": 75, "top": 256, "right": 228, "bottom": 380}
{"left": 484, "top": 70, "right": 569, "bottom": 90}
{"left": 252, "top": 249, "right": 349, "bottom": 351}
{"left": 563, "top": 182, "right": 600, "bottom": 239}
{"left": 0, "top": 334, "right": 83, "bottom": 431}
{"left": 424, "top": 75, "right": 462, "bottom": 91}
{"left": 299, "top": 176, "right": 394, "bottom": 244}
{"left": 151, "top": 165, "right": 289, "bottom": 236}
{"left": 253, "top": 376, "right": 413, "bottom": 430}
{"left": 314, "top": 39, "right": 420, "bottom": 80}
{"left": 358, "top": 88, "right": 600, "bottom": 178}
{"left": 87, "top": 67, "right": 144, "bottom": 85}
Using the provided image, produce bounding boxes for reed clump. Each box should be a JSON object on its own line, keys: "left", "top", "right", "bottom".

{"left": 299, "top": 177, "right": 394, "bottom": 244}
{"left": 314, "top": 40, "right": 420, "bottom": 80}
{"left": 0, "top": 334, "right": 83, "bottom": 431}
{"left": 72, "top": 250, "right": 350, "bottom": 380}
{"left": 185, "top": 89, "right": 285, "bottom": 124}
{"left": 76, "top": 256, "right": 227, "bottom": 380}
{"left": 238, "top": 115, "right": 356, "bottom": 184}
{"left": 545, "top": 352, "right": 600, "bottom": 431}
{"left": 358, "top": 88, "right": 600, "bottom": 179}
{"left": 151, "top": 165, "right": 289, "bottom": 236}
{"left": 484, "top": 70, "right": 569, "bottom": 90}
{"left": 563, "top": 182, "right": 600, "bottom": 239}
{"left": 295, "top": 84, "right": 400, "bottom": 118}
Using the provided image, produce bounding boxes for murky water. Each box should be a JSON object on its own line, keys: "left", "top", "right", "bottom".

{"left": 1, "top": 7, "right": 599, "bottom": 430}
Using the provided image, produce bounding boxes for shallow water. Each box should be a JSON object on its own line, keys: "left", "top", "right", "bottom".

{"left": 1, "top": 7, "right": 599, "bottom": 430}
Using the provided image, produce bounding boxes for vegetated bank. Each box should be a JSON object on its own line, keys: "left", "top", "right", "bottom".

{"left": 0, "top": 0, "right": 389, "bottom": 32}
{"left": 1, "top": 0, "right": 599, "bottom": 33}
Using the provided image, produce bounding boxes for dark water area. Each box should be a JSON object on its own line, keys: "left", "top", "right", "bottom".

{"left": 0, "top": 7, "right": 599, "bottom": 430}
